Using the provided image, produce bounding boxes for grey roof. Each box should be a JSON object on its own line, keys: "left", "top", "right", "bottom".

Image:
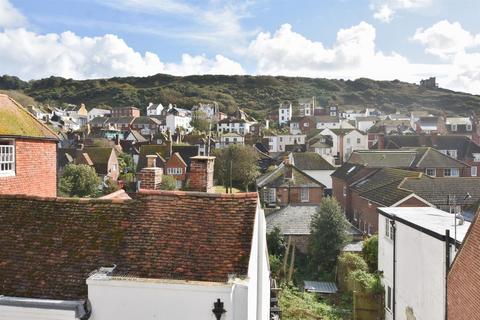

{"left": 292, "top": 152, "right": 335, "bottom": 170}
{"left": 266, "top": 205, "right": 318, "bottom": 235}
{"left": 342, "top": 241, "right": 364, "bottom": 252}
{"left": 0, "top": 296, "right": 87, "bottom": 318}
{"left": 379, "top": 207, "right": 471, "bottom": 242}
{"left": 303, "top": 281, "right": 338, "bottom": 294}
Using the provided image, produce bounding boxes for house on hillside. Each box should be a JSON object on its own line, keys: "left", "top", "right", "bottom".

{"left": 264, "top": 134, "right": 306, "bottom": 153}
{"left": 112, "top": 106, "right": 140, "bottom": 118}
{"left": 0, "top": 94, "right": 58, "bottom": 197}
{"left": 379, "top": 207, "right": 469, "bottom": 320}
{"left": 82, "top": 147, "right": 120, "bottom": 181}
{"left": 278, "top": 101, "right": 292, "bottom": 126}
{"left": 131, "top": 116, "right": 162, "bottom": 135}
{"left": 414, "top": 116, "right": 446, "bottom": 134}
{"left": 320, "top": 128, "right": 367, "bottom": 163}
{"left": 165, "top": 152, "right": 188, "bottom": 189}
{"left": 146, "top": 103, "right": 164, "bottom": 116}
{"left": 256, "top": 163, "right": 325, "bottom": 207}
{"left": 0, "top": 185, "right": 270, "bottom": 319}
{"left": 298, "top": 97, "right": 315, "bottom": 117}
{"left": 218, "top": 132, "right": 245, "bottom": 148}
{"left": 88, "top": 108, "right": 111, "bottom": 122}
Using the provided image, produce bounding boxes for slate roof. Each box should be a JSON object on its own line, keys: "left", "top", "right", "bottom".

{"left": 132, "top": 116, "right": 162, "bottom": 125}
{"left": 127, "top": 130, "right": 147, "bottom": 142}
{"left": 0, "top": 190, "right": 258, "bottom": 300}
{"left": 376, "top": 135, "right": 480, "bottom": 161}
{"left": 352, "top": 168, "right": 422, "bottom": 206}
{"left": 266, "top": 205, "right": 318, "bottom": 235}
{"left": 106, "top": 117, "right": 136, "bottom": 125}
{"left": 331, "top": 163, "right": 377, "bottom": 184}
{"left": 399, "top": 176, "right": 480, "bottom": 207}
{"left": 137, "top": 144, "right": 199, "bottom": 171}
{"left": 83, "top": 147, "right": 115, "bottom": 175}
{"left": 257, "top": 163, "right": 326, "bottom": 188}
{"left": 0, "top": 94, "right": 58, "bottom": 140}
{"left": 291, "top": 152, "right": 335, "bottom": 170}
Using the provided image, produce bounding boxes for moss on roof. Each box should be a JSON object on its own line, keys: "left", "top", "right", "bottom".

{"left": 0, "top": 94, "right": 58, "bottom": 140}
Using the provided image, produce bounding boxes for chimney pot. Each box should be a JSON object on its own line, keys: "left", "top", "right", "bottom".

{"left": 146, "top": 155, "right": 157, "bottom": 168}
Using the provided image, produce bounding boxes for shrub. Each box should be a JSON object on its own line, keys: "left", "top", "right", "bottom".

{"left": 362, "top": 235, "right": 378, "bottom": 272}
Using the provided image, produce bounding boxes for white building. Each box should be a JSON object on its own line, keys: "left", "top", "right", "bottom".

{"left": 320, "top": 128, "right": 367, "bottom": 162}
{"left": 278, "top": 102, "right": 292, "bottom": 126}
{"left": 378, "top": 207, "right": 470, "bottom": 320}
{"left": 192, "top": 103, "right": 218, "bottom": 119}
{"left": 355, "top": 116, "right": 378, "bottom": 132}
{"left": 218, "top": 132, "right": 245, "bottom": 148}
{"left": 146, "top": 103, "right": 164, "bottom": 116}
{"left": 265, "top": 134, "right": 306, "bottom": 153}
{"left": 298, "top": 97, "right": 315, "bottom": 117}
{"left": 166, "top": 112, "right": 192, "bottom": 133}
{"left": 88, "top": 108, "right": 111, "bottom": 122}
{"left": 217, "top": 119, "right": 255, "bottom": 135}
{"left": 315, "top": 116, "right": 354, "bottom": 130}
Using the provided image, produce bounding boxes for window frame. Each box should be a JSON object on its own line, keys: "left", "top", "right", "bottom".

{"left": 386, "top": 286, "right": 392, "bottom": 311}
{"left": 300, "top": 187, "right": 309, "bottom": 202}
{"left": 0, "top": 139, "right": 15, "bottom": 177}
{"left": 472, "top": 166, "right": 478, "bottom": 177}
{"left": 425, "top": 168, "right": 436, "bottom": 177}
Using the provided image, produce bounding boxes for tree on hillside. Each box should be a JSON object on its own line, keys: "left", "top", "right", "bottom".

{"left": 59, "top": 164, "right": 101, "bottom": 198}
{"left": 190, "top": 110, "right": 215, "bottom": 133}
{"left": 213, "top": 144, "right": 260, "bottom": 192}
{"left": 309, "top": 197, "right": 350, "bottom": 274}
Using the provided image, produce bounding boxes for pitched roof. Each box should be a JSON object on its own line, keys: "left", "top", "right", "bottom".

{"left": 137, "top": 144, "right": 199, "bottom": 171}
{"left": 352, "top": 168, "right": 422, "bottom": 206}
{"left": 0, "top": 190, "right": 259, "bottom": 300}
{"left": 127, "top": 129, "right": 147, "bottom": 142}
{"left": 266, "top": 205, "right": 318, "bottom": 235}
{"left": 291, "top": 152, "right": 335, "bottom": 170}
{"left": 399, "top": 176, "right": 480, "bottom": 207}
{"left": 83, "top": 147, "right": 115, "bottom": 175}
{"left": 330, "top": 163, "right": 376, "bottom": 184}
{"left": 0, "top": 94, "right": 58, "bottom": 140}
{"left": 256, "top": 163, "right": 325, "bottom": 188}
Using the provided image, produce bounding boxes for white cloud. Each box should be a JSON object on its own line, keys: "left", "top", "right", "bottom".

{"left": 247, "top": 22, "right": 480, "bottom": 94}
{"left": 412, "top": 20, "right": 480, "bottom": 59}
{"left": 0, "top": 28, "right": 245, "bottom": 80}
{"left": 370, "top": 0, "right": 433, "bottom": 22}
{"left": 0, "top": 0, "right": 27, "bottom": 28}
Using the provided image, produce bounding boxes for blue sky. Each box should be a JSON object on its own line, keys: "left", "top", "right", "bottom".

{"left": 1, "top": 0, "right": 480, "bottom": 94}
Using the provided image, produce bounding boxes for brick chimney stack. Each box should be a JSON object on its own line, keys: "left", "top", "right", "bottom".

{"left": 189, "top": 156, "right": 215, "bottom": 193}
{"left": 137, "top": 155, "right": 163, "bottom": 190}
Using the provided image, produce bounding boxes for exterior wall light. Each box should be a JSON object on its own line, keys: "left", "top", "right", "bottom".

{"left": 212, "top": 298, "right": 226, "bottom": 320}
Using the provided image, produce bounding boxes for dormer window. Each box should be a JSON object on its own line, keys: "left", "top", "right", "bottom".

{"left": 0, "top": 139, "right": 15, "bottom": 177}
{"left": 467, "top": 124, "right": 472, "bottom": 131}
{"left": 452, "top": 124, "right": 457, "bottom": 131}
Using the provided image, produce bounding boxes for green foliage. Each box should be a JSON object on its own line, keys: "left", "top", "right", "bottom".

{"left": 269, "top": 255, "right": 283, "bottom": 278}
{"left": 362, "top": 235, "right": 379, "bottom": 272}
{"left": 5, "top": 74, "right": 479, "bottom": 118}
{"left": 267, "top": 227, "right": 286, "bottom": 258}
{"left": 59, "top": 164, "right": 101, "bottom": 198}
{"left": 213, "top": 144, "right": 260, "bottom": 191}
{"left": 309, "top": 197, "right": 351, "bottom": 274}
{"left": 349, "top": 270, "right": 384, "bottom": 295}
{"left": 190, "top": 110, "right": 215, "bottom": 133}
{"left": 103, "top": 178, "right": 120, "bottom": 195}
{"left": 338, "top": 253, "right": 368, "bottom": 273}
{"left": 160, "top": 175, "right": 177, "bottom": 190}
{"left": 278, "top": 284, "right": 349, "bottom": 320}
{"left": 118, "top": 152, "right": 136, "bottom": 176}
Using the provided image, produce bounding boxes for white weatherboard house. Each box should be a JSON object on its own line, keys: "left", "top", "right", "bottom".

{"left": 0, "top": 188, "right": 270, "bottom": 320}
{"left": 378, "top": 207, "right": 470, "bottom": 320}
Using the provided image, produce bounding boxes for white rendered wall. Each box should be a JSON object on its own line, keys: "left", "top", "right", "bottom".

{"left": 378, "top": 214, "right": 449, "bottom": 320}
{"left": 303, "top": 170, "right": 334, "bottom": 189}
{"left": 88, "top": 278, "right": 248, "bottom": 320}
{"left": 0, "top": 305, "right": 76, "bottom": 320}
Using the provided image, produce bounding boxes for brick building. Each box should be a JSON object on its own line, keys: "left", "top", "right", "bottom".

{"left": 448, "top": 209, "right": 480, "bottom": 320}
{"left": 0, "top": 94, "right": 58, "bottom": 197}
{"left": 257, "top": 162, "right": 325, "bottom": 207}
{"left": 111, "top": 106, "right": 140, "bottom": 118}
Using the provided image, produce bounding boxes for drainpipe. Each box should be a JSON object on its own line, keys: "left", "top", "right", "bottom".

{"left": 445, "top": 229, "right": 450, "bottom": 320}
{"left": 390, "top": 219, "right": 396, "bottom": 320}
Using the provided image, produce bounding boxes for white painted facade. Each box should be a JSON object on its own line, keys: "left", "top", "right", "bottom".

{"left": 218, "top": 133, "right": 245, "bottom": 148}
{"left": 0, "top": 305, "right": 78, "bottom": 320}
{"left": 88, "top": 108, "right": 111, "bottom": 122}
{"left": 378, "top": 207, "right": 469, "bottom": 320}
{"left": 265, "top": 134, "right": 306, "bottom": 152}
{"left": 302, "top": 170, "right": 335, "bottom": 189}
{"left": 355, "top": 118, "right": 377, "bottom": 132}
{"left": 166, "top": 113, "right": 192, "bottom": 133}
{"left": 217, "top": 121, "right": 255, "bottom": 135}
{"left": 320, "top": 128, "right": 367, "bottom": 162}
{"left": 146, "top": 103, "right": 164, "bottom": 116}
{"left": 315, "top": 119, "right": 353, "bottom": 130}
{"left": 278, "top": 103, "right": 292, "bottom": 126}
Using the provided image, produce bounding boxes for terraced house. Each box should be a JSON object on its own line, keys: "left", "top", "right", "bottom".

{"left": 0, "top": 94, "right": 58, "bottom": 197}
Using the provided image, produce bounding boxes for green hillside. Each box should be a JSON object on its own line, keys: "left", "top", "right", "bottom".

{"left": 1, "top": 74, "right": 480, "bottom": 118}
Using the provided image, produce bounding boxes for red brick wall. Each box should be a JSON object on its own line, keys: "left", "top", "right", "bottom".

{"left": 332, "top": 177, "right": 350, "bottom": 217}
{"left": 276, "top": 186, "right": 323, "bottom": 205}
{"left": 165, "top": 154, "right": 187, "bottom": 183}
{"left": 448, "top": 215, "right": 480, "bottom": 320}
{"left": 0, "top": 139, "right": 57, "bottom": 197}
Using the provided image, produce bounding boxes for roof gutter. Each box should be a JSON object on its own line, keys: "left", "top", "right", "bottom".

{"left": 0, "top": 134, "right": 59, "bottom": 142}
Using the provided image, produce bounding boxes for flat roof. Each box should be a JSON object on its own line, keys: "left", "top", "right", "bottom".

{"left": 379, "top": 207, "right": 471, "bottom": 243}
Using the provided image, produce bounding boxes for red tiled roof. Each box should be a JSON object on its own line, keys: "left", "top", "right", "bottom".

{"left": 0, "top": 191, "right": 259, "bottom": 300}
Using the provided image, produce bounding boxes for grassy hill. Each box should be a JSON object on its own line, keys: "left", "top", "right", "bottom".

{"left": 1, "top": 74, "right": 480, "bottom": 118}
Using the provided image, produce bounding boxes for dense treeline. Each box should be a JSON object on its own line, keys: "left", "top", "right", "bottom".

{"left": 1, "top": 74, "right": 480, "bottom": 118}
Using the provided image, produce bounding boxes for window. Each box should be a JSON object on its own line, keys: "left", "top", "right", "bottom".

{"left": 346, "top": 138, "right": 351, "bottom": 144}
{"left": 452, "top": 124, "right": 457, "bottom": 131}
{"left": 368, "top": 224, "right": 372, "bottom": 235}
{"left": 444, "top": 168, "right": 459, "bottom": 177}
{"left": 0, "top": 140, "right": 15, "bottom": 177}
{"left": 304, "top": 122, "right": 309, "bottom": 127}
{"left": 386, "top": 286, "right": 392, "bottom": 311}
{"left": 357, "top": 138, "right": 361, "bottom": 144}
{"left": 343, "top": 185, "right": 347, "bottom": 197}
{"left": 472, "top": 166, "right": 478, "bottom": 177}
{"left": 385, "top": 218, "right": 393, "bottom": 239}
{"left": 467, "top": 124, "right": 472, "bottom": 131}
{"left": 426, "top": 168, "right": 436, "bottom": 177}
{"left": 167, "top": 167, "right": 183, "bottom": 175}
{"left": 447, "top": 150, "right": 457, "bottom": 159}
{"left": 279, "top": 137, "right": 283, "bottom": 142}
{"left": 300, "top": 188, "right": 309, "bottom": 202}
{"left": 353, "top": 210, "right": 358, "bottom": 221}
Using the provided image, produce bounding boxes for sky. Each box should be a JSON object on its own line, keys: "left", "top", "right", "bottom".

{"left": 1, "top": 0, "right": 480, "bottom": 94}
